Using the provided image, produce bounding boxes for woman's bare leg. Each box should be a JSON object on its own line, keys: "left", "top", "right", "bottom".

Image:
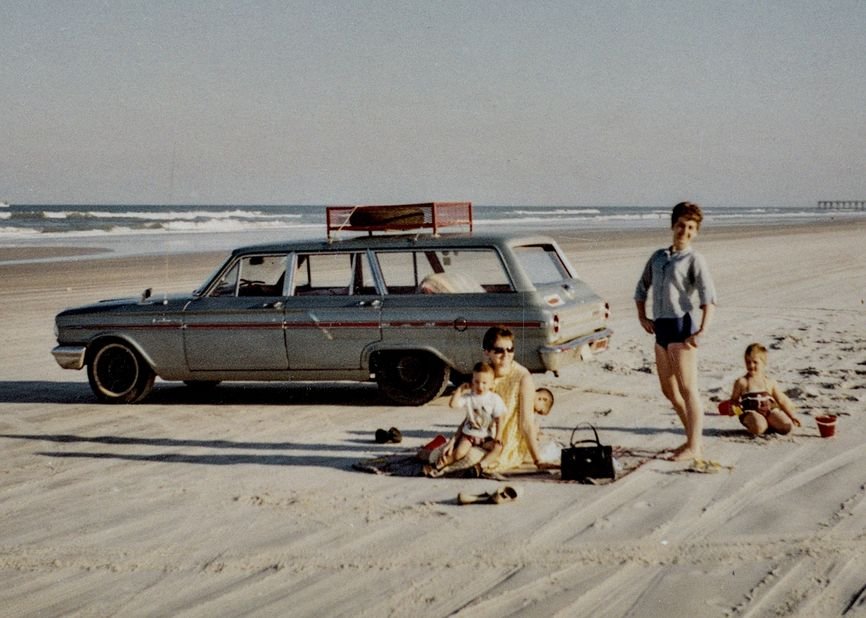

{"left": 655, "top": 343, "right": 689, "bottom": 431}
{"left": 667, "top": 342, "right": 703, "bottom": 460}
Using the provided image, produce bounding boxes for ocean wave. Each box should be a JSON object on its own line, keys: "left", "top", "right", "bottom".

{"left": 0, "top": 218, "right": 320, "bottom": 239}
{"left": 512, "top": 208, "right": 602, "bottom": 216}
{"left": 161, "top": 219, "right": 318, "bottom": 232}
{"left": 43, "top": 208, "right": 303, "bottom": 221}
{"left": 480, "top": 211, "right": 667, "bottom": 226}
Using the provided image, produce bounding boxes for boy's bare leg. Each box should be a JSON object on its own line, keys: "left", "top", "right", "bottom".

{"left": 435, "top": 437, "right": 472, "bottom": 469}
{"left": 435, "top": 447, "right": 485, "bottom": 476}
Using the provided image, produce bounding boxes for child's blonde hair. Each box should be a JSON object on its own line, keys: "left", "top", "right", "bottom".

{"left": 744, "top": 342, "right": 768, "bottom": 362}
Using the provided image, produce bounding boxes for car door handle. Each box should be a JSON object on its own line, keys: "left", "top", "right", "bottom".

{"left": 356, "top": 299, "right": 382, "bottom": 308}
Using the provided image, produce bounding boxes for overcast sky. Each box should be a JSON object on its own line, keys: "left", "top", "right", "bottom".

{"left": 2, "top": 1, "right": 864, "bottom": 207}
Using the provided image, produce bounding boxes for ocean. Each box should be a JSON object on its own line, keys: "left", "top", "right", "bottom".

{"left": 1, "top": 203, "right": 862, "bottom": 264}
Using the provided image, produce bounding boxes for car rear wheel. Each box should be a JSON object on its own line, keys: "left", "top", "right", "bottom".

{"left": 87, "top": 341, "right": 155, "bottom": 403}
{"left": 375, "top": 351, "right": 450, "bottom": 405}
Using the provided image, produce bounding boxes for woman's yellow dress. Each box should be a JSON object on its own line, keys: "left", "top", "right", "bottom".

{"left": 489, "top": 362, "right": 533, "bottom": 471}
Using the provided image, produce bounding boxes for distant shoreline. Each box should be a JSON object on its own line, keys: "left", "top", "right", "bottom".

{"left": 2, "top": 216, "right": 863, "bottom": 269}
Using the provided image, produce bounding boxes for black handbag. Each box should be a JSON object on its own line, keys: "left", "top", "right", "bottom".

{"left": 561, "top": 423, "right": 616, "bottom": 482}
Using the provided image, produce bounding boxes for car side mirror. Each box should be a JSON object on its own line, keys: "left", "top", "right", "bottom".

{"left": 141, "top": 287, "right": 152, "bottom": 302}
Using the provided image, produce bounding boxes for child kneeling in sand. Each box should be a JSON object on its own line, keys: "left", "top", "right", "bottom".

{"left": 425, "top": 362, "right": 506, "bottom": 476}
{"left": 727, "top": 343, "right": 800, "bottom": 435}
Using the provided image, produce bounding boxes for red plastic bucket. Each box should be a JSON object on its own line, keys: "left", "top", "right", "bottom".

{"left": 815, "top": 415, "right": 837, "bottom": 438}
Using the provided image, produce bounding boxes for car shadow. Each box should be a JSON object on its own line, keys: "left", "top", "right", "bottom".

{"left": 32, "top": 451, "right": 365, "bottom": 468}
{"left": 0, "top": 380, "right": 385, "bottom": 406}
{"left": 0, "top": 431, "right": 422, "bottom": 470}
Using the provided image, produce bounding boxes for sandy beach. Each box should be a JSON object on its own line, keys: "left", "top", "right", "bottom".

{"left": 1, "top": 219, "right": 865, "bottom": 616}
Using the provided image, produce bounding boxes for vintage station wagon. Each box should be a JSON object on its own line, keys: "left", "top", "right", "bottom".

{"left": 52, "top": 203, "right": 611, "bottom": 405}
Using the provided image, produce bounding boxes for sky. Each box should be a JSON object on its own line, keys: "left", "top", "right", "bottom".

{"left": 2, "top": 1, "right": 865, "bottom": 207}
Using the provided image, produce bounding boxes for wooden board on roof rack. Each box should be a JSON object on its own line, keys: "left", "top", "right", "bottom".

{"left": 326, "top": 201, "right": 472, "bottom": 239}
{"left": 349, "top": 205, "right": 426, "bottom": 227}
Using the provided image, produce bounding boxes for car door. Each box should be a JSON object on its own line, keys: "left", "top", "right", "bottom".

{"left": 183, "top": 254, "right": 289, "bottom": 371}
{"left": 283, "top": 251, "right": 383, "bottom": 370}
{"left": 374, "top": 247, "right": 520, "bottom": 373}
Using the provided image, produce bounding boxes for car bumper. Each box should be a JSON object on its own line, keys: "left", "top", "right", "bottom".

{"left": 539, "top": 328, "right": 612, "bottom": 376}
{"left": 52, "top": 345, "right": 87, "bottom": 370}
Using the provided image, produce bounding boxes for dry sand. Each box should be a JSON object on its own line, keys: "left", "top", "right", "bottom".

{"left": 1, "top": 220, "right": 865, "bottom": 616}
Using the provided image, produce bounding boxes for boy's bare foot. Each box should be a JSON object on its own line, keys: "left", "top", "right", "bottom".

{"left": 422, "top": 464, "right": 443, "bottom": 478}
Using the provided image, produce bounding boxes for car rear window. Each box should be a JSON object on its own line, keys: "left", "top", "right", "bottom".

{"left": 513, "top": 245, "right": 572, "bottom": 285}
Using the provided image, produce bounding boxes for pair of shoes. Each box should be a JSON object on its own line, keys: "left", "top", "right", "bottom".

{"left": 375, "top": 427, "right": 402, "bottom": 444}
{"left": 457, "top": 485, "right": 519, "bottom": 505}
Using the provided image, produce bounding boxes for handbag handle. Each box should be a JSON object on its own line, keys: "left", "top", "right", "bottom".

{"left": 569, "top": 422, "right": 603, "bottom": 448}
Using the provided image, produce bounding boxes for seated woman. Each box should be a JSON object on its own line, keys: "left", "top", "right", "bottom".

{"left": 433, "top": 326, "right": 558, "bottom": 475}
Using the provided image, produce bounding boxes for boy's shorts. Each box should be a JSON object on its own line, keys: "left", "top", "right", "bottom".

{"left": 464, "top": 434, "right": 488, "bottom": 447}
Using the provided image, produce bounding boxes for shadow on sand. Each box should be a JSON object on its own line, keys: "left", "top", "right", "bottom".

{"left": 0, "top": 380, "right": 386, "bottom": 406}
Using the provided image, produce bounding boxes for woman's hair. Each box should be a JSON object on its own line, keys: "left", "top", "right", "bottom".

{"left": 483, "top": 325, "right": 514, "bottom": 351}
{"left": 744, "top": 342, "right": 768, "bottom": 361}
{"left": 472, "top": 361, "right": 495, "bottom": 376}
{"left": 671, "top": 201, "right": 704, "bottom": 229}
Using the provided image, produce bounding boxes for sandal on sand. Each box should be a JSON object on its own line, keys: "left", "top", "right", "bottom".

{"left": 688, "top": 458, "right": 733, "bottom": 474}
{"left": 457, "top": 485, "right": 520, "bottom": 505}
{"left": 375, "top": 427, "right": 403, "bottom": 444}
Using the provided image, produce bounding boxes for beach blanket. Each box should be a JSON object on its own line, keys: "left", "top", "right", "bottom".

{"left": 352, "top": 445, "right": 669, "bottom": 484}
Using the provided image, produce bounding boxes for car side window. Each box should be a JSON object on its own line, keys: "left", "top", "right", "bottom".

{"left": 210, "top": 255, "right": 288, "bottom": 297}
{"left": 375, "top": 249, "right": 512, "bottom": 294}
{"left": 292, "top": 252, "right": 374, "bottom": 296}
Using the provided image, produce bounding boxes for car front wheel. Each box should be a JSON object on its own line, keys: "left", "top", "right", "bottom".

{"left": 375, "top": 351, "right": 450, "bottom": 406}
{"left": 87, "top": 341, "right": 155, "bottom": 403}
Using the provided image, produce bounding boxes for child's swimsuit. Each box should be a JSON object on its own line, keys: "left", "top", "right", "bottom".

{"left": 739, "top": 391, "right": 777, "bottom": 426}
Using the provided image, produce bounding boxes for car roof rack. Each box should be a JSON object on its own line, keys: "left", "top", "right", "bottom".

{"left": 326, "top": 202, "right": 473, "bottom": 240}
